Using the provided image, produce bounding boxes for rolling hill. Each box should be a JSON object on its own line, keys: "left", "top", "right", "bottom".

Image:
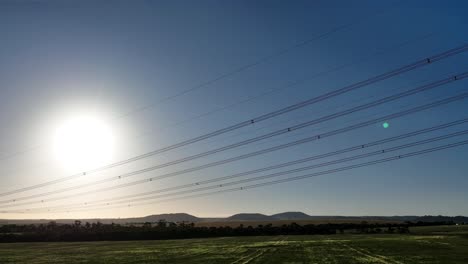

{"left": 271, "top": 212, "right": 313, "bottom": 220}
{"left": 1, "top": 212, "right": 467, "bottom": 225}
{"left": 226, "top": 213, "right": 277, "bottom": 221}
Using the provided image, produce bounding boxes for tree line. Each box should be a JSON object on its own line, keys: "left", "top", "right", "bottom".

{"left": 0, "top": 220, "right": 455, "bottom": 242}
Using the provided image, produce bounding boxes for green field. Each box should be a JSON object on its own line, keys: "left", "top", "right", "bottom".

{"left": 1, "top": 226, "right": 468, "bottom": 264}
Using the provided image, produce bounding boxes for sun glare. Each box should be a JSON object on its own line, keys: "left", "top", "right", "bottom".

{"left": 53, "top": 115, "right": 114, "bottom": 172}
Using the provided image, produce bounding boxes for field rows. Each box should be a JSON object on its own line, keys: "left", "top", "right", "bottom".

{"left": 1, "top": 226, "right": 468, "bottom": 264}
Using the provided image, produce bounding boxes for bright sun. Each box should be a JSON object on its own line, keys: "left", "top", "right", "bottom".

{"left": 53, "top": 115, "right": 114, "bottom": 171}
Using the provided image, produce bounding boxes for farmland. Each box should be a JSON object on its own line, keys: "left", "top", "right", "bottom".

{"left": 0, "top": 225, "right": 467, "bottom": 264}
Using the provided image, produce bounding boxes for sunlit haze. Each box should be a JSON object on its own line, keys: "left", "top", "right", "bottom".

{"left": 53, "top": 115, "right": 114, "bottom": 172}
{"left": 0, "top": 1, "right": 467, "bottom": 221}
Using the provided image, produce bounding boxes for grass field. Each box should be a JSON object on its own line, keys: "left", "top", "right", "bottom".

{"left": 1, "top": 226, "right": 467, "bottom": 264}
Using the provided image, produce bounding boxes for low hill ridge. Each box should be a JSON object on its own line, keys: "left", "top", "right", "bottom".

{"left": 271, "top": 212, "right": 312, "bottom": 220}
{"left": 226, "top": 213, "right": 277, "bottom": 221}
{"left": 1, "top": 212, "right": 467, "bottom": 225}
{"left": 129, "top": 213, "right": 200, "bottom": 223}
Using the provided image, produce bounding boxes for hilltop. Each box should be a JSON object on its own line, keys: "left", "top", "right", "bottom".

{"left": 1, "top": 212, "right": 467, "bottom": 225}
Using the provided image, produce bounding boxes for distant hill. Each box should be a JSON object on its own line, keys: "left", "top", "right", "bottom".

{"left": 1, "top": 212, "right": 467, "bottom": 225}
{"left": 127, "top": 213, "right": 201, "bottom": 223}
{"left": 271, "top": 212, "right": 312, "bottom": 220}
{"left": 226, "top": 213, "right": 277, "bottom": 221}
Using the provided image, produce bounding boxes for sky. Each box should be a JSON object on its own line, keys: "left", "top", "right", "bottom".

{"left": 0, "top": 0, "right": 467, "bottom": 219}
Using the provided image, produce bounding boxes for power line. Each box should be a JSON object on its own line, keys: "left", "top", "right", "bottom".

{"left": 69, "top": 73, "right": 463, "bottom": 178}
{"left": 184, "top": 67, "right": 444, "bottom": 151}
{"left": 113, "top": 5, "right": 392, "bottom": 120}
{"left": 13, "top": 138, "right": 468, "bottom": 214}
{"left": 0, "top": 34, "right": 436, "bottom": 197}
{"left": 0, "top": 33, "right": 435, "bottom": 196}
{"left": 1, "top": 44, "right": 465, "bottom": 198}
{"left": 156, "top": 140, "right": 468, "bottom": 207}
{"left": 0, "top": 28, "right": 433, "bottom": 167}
{"left": 129, "top": 33, "right": 436, "bottom": 144}
{"left": 0, "top": 7, "right": 388, "bottom": 163}
{"left": 66, "top": 130, "right": 468, "bottom": 209}
{"left": 2, "top": 91, "right": 467, "bottom": 205}
{"left": 6, "top": 123, "right": 466, "bottom": 210}
{"left": 0, "top": 74, "right": 463, "bottom": 205}
{"left": 107, "top": 2, "right": 402, "bottom": 126}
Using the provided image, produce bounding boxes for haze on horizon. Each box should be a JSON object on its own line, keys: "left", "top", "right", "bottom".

{"left": 0, "top": 0, "right": 467, "bottom": 220}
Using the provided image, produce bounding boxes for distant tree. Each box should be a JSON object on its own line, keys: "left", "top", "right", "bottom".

{"left": 157, "top": 219, "right": 167, "bottom": 228}
{"left": 398, "top": 226, "right": 410, "bottom": 233}
{"left": 0, "top": 219, "right": 434, "bottom": 243}
{"left": 47, "top": 221, "right": 57, "bottom": 229}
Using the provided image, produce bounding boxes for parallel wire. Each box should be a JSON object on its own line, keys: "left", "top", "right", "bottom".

{"left": 0, "top": 6, "right": 392, "bottom": 163}
{"left": 11, "top": 139, "right": 468, "bottom": 214}
{"left": 161, "top": 140, "right": 468, "bottom": 206}
{"left": 130, "top": 33, "right": 436, "bottom": 143}
{"left": 1, "top": 44, "right": 465, "bottom": 198}
{"left": 2, "top": 91, "right": 467, "bottom": 205}
{"left": 7, "top": 126, "right": 467, "bottom": 210}
{"left": 185, "top": 67, "right": 445, "bottom": 150}
{"left": 65, "top": 130, "right": 468, "bottom": 209}
{"left": 112, "top": 131, "right": 468, "bottom": 205}
{"left": 100, "top": 46, "right": 468, "bottom": 167}
{"left": 114, "top": 5, "right": 393, "bottom": 120}
{"left": 0, "top": 32, "right": 435, "bottom": 185}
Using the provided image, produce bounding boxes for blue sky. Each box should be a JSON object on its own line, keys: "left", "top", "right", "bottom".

{"left": 0, "top": 0, "right": 467, "bottom": 218}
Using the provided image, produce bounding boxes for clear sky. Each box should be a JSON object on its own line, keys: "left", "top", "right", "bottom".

{"left": 0, "top": 0, "right": 467, "bottom": 219}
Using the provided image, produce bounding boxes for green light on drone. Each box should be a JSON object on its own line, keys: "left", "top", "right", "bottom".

{"left": 382, "top": 122, "right": 390, "bottom": 129}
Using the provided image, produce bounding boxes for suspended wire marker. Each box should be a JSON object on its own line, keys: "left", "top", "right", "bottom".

{"left": 0, "top": 44, "right": 466, "bottom": 199}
